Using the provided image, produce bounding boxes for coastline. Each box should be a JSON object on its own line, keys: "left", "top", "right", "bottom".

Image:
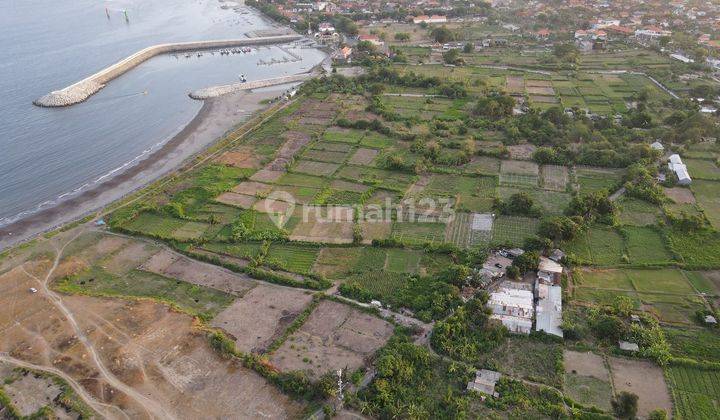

{"left": 0, "top": 89, "right": 281, "bottom": 251}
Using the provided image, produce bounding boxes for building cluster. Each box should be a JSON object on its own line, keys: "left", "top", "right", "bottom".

{"left": 482, "top": 249, "right": 565, "bottom": 338}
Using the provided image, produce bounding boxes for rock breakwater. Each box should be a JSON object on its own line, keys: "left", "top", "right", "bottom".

{"left": 34, "top": 35, "right": 302, "bottom": 107}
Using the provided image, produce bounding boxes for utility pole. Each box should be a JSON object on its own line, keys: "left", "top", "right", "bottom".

{"left": 336, "top": 369, "right": 344, "bottom": 409}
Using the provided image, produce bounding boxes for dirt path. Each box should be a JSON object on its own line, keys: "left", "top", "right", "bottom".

{"left": 19, "top": 230, "right": 176, "bottom": 420}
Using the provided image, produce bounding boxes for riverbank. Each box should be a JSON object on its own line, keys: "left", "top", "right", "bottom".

{"left": 0, "top": 89, "right": 282, "bottom": 251}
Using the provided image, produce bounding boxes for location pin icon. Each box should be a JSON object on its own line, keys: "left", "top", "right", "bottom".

{"left": 263, "top": 190, "right": 296, "bottom": 229}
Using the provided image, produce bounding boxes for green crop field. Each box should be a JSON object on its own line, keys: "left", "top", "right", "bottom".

{"left": 201, "top": 242, "right": 262, "bottom": 259}
{"left": 565, "top": 226, "right": 624, "bottom": 266}
{"left": 618, "top": 198, "right": 661, "bottom": 226}
{"left": 627, "top": 269, "right": 694, "bottom": 294}
{"left": 622, "top": 226, "right": 674, "bottom": 264}
{"left": 691, "top": 180, "right": 720, "bottom": 229}
{"left": 683, "top": 271, "right": 719, "bottom": 295}
{"left": 385, "top": 248, "right": 422, "bottom": 273}
{"left": 666, "top": 365, "right": 720, "bottom": 420}
{"left": 123, "top": 212, "right": 207, "bottom": 241}
{"left": 685, "top": 158, "right": 720, "bottom": 181}
{"left": 665, "top": 327, "right": 720, "bottom": 363}
{"left": 669, "top": 230, "right": 720, "bottom": 268}
{"left": 491, "top": 216, "right": 539, "bottom": 247}
{"left": 266, "top": 244, "right": 320, "bottom": 274}
{"left": 575, "top": 167, "right": 624, "bottom": 193}
{"left": 391, "top": 221, "right": 447, "bottom": 244}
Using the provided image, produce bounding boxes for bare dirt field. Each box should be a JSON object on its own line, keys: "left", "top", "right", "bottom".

{"left": 211, "top": 285, "right": 314, "bottom": 353}
{"left": 664, "top": 187, "right": 696, "bottom": 204}
{"left": 506, "top": 76, "right": 524, "bottom": 94}
{"left": 290, "top": 211, "right": 355, "bottom": 244}
{"left": 216, "top": 147, "right": 262, "bottom": 169}
{"left": 0, "top": 259, "right": 306, "bottom": 419}
{"left": 293, "top": 160, "right": 340, "bottom": 177}
{"left": 231, "top": 181, "right": 273, "bottom": 196}
{"left": 564, "top": 350, "right": 608, "bottom": 380}
{"left": 526, "top": 86, "right": 555, "bottom": 95}
{"left": 507, "top": 144, "right": 538, "bottom": 161}
{"left": 331, "top": 179, "right": 370, "bottom": 193}
{"left": 501, "top": 159, "right": 540, "bottom": 175}
{"left": 140, "top": 249, "right": 256, "bottom": 296}
{"left": 215, "top": 192, "right": 258, "bottom": 209}
{"left": 250, "top": 168, "right": 285, "bottom": 183}
{"left": 270, "top": 300, "right": 393, "bottom": 379}
{"left": 359, "top": 220, "right": 392, "bottom": 244}
{"left": 348, "top": 148, "right": 379, "bottom": 166}
{"left": 608, "top": 357, "right": 673, "bottom": 417}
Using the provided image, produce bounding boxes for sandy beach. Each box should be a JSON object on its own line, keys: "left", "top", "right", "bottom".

{"left": 0, "top": 89, "right": 282, "bottom": 251}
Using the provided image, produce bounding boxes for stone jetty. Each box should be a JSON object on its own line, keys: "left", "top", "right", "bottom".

{"left": 34, "top": 35, "right": 302, "bottom": 107}
{"left": 189, "top": 73, "right": 313, "bottom": 100}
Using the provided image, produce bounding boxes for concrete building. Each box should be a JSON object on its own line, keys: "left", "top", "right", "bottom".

{"left": 538, "top": 257, "right": 563, "bottom": 284}
{"left": 535, "top": 284, "right": 563, "bottom": 337}
{"left": 488, "top": 286, "right": 534, "bottom": 334}
{"left": 467, "top": 369, "right": 501, "bottom": 396}
{"left": 413, "top": 15, "right": 447, "bottom": 24}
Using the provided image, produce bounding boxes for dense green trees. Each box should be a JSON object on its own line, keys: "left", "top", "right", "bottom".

{"left": 430, "top": 26, "right": 454, "bottom": 43}
{"left": 495, "top": 192, "right": 542, "bottom": 217}
{"left": 357, "top": 334, "right": 472, "bottom": 418}
{"left": 431, "top": 294, "right": 507, "bottom": 364}
{"left": 474, "top": 94, "right": 515, "bottom": 120}
{"left": 567, "top": 191, "right": 617, "bottom": 224}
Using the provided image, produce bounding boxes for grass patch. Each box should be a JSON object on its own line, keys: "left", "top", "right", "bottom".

{"left": 56, "top": 267, "right": 233, "bottom": 320}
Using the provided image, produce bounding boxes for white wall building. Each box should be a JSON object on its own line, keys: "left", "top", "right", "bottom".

{"left": 488, "top": 287, "right": 534, "bottom": 334}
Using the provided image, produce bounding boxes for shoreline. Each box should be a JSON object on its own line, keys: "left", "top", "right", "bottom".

{"left": 0, "top": 89, "right": 281, "bottom": 251}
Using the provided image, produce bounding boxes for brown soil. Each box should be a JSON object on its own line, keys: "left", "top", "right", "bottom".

{"left": 501, "top": 159, "right": 540, "bottom": 175}
{"left": 330, "top": 180, "right": 369, "bottom": 193}
{"left": 608, "top": 357, "right": 673, "bottom": 417}
{"left": 664, "top": 187, "right": 696, "bottom": 204}
{"left": 506, "top": 145, "right": 538, "bottom": 161}
{"left": 0, "top": 261, "right": 305, "bottom": 418}
{"left": 231, "top": 181, "right": 273, "bottom": 196}
{"left": 140, "top": 249, "right": 256, "bottom": 296}
{"left": 563, "top": 350, "right": 609, "bottom": 381}
{"left": 215, "top": 192, "right": 258, "bottom": 209}
{"left": 250, "top": 169, "right": 286, "bottom": 183}
{"left": 348, "top": 148, "right": 379, "bottom": 166}
{"left": 210, "top": 285, "right": 314, "bottom": 353}
{"left": 270, "top": 300, "right": 393, "bottom": 379}
{"left": 216, "top": 148, "right": 262, "bottom": 169}
{"left": 526, "top": 86, "right": 555, "bottom": 95}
